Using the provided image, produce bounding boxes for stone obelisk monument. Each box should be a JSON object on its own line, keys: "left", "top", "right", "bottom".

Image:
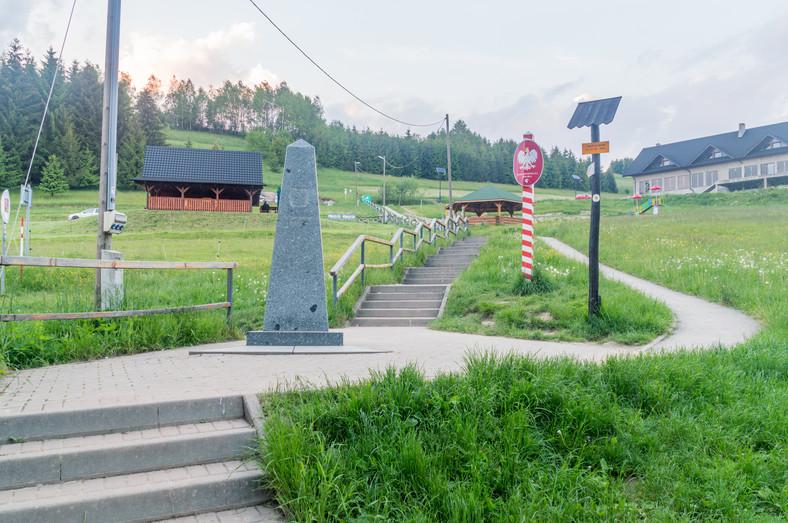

{"left": 246, "top": 140, "right": 343, "bottom": 346}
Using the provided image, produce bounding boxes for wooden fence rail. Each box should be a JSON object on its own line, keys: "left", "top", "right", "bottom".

{"left": 0, "top": 256, "right": 238, "bottom": 323}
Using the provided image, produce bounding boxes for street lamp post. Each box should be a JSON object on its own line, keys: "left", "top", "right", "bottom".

{"left": 377, "top": 155, "right": 386, "bottom": 207}
{"left": 436, "top": 167, "right": 446, "bottom": 203}
{"left": 354, "top": 161, "right": 360, "bottom": 206}
{"left": 572, "top": 174, "right": 581, "bottom": 199}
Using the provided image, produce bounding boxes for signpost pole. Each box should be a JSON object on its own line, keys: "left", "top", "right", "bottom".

{"left": 568, "top": 96, "right": 621, "bottom": 321}
{"left": 588, "top": 124, "right": 602, "bottom": 317}
{"left": 512, "top": 133, "right": 543, "bottom": 281}
{"left": 522, "top": 183, "right": 534, "bottom": 279}
{"left": 1, "top": 221, "right": 5, "bottom": 294}
{"left": 1, "top": 189, "right": 8, "bottom": 294}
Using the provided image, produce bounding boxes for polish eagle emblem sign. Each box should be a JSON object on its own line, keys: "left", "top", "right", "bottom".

{"left": 513, "top": 138, "right": 543, "bottom": 186}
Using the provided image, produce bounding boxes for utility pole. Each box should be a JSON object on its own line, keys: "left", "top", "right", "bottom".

{"left": 445, "top": 114, "right": 453, "bottom": 216}
{"left": 94, "top": 0, "right": 121, "bottom": 310}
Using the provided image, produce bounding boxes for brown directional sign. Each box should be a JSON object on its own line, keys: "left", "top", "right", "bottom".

{"left": 582, "top": 141, "right": 610, "bottom": 155}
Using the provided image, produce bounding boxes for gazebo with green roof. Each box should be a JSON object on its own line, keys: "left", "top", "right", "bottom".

{"left": 449, "top": 184, "right": 521, "bottom": 225}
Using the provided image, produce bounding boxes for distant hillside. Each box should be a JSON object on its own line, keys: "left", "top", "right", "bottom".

{"left": 165, "top": 129, "right": 246, "bottom": 151}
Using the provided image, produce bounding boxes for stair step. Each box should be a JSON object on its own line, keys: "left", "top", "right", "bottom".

{"left": 0, "top": 396, "right": 245, "bottom": 444}
{"left": 363, "top": 299, "right": 443, "bottom": 309}
{"left": 369, "top": 284, "right": 446, "bottom": 293}
{"left": 349, "top": 236, "right": 488, "bottom": 328}
{"left": 366, "top": 293, "right": 445, "bottom": 302}
{"left": 405, "top": 267, "right": 462, "bottom": 274}
{"left": 351, "top": 317, "right": 432, "bottom": 327}
{"left": 0, "top": 420, "right": 256, "bottom": 490}
{"left": 356, "top": 308, "right": 439, "bottom": 318}
{"left": 0, "top": 460, "right": 268, "bottom": 523}
{"left": 403, "top": 278, "right": 455, "bottom": 285}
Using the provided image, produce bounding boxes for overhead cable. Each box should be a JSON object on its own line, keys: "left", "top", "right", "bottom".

{"left": 246, "top": 0, "right": 445, "bottom": 128}
{"left": 7, "top": 0, "right": 78, "bottom": 252}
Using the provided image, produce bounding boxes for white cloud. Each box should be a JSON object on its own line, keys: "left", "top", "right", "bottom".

{"left": 121, "top": 22, "right": 263, "bottom": 88}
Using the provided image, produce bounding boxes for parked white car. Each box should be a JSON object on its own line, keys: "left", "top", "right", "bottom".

{"left": 68, "top": 208, "right": 99, "bottom": 220}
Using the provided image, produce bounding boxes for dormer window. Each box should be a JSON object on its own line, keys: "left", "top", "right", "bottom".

{"left": 751, "top": 135, "right": 787, "bottom": 154}
{"left": 661, "top": 157, "right": 673, "bottom": 167}
{"left": 695, "top": 145, "right": 730, "bottom": 163}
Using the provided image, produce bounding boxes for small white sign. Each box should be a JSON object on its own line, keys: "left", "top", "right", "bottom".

{"left": 1, "top": 190, "right": 10, "bottom": 224}
{"left": 586, "top": 164, "right": 596, "bottom": 177}
{"left": 592, "top": 194, "right": 600, "bottom": 202}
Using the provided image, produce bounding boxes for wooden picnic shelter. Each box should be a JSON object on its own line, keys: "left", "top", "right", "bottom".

{"left": 133, "top": 146, "right": 264, "bottom": 213}
{"left": 449, "top": 184, "right": 521, "bottom": 225}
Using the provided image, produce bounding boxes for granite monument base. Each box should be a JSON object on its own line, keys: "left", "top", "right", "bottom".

{"left": 246, "top": 330, "right": 343, "bottom": 346}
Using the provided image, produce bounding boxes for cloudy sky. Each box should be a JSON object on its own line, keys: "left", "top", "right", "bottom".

{"left": 2, "top": 0, "right": 787, "bottom": 162}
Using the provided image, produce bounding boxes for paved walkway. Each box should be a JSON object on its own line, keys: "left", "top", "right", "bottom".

{"left": 0, "top": 239, "right": 760, "bottom": 415}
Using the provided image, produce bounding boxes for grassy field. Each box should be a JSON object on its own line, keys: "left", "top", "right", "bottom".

{"left": 259, "top": 187, "right": 788, "bottom": 521}
{"left": 165, "top": 128, "right": 248, "bottom": 151}
{"left": 431, "top": 226, "right": 672, "bottom": 344}
{"left": 0, "top": 182, "right": 469, "bottom": 370}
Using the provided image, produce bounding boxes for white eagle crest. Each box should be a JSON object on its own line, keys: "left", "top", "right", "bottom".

{"left": 517, "top": 148, "right": 538, "bottom": 170}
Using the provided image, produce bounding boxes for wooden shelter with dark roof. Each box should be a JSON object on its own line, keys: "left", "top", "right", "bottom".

{"left": 133, "top": 146, "right": 264, "bottom": 212}
{"left": 449, "top": 184, "right": 521, "bottom": 225}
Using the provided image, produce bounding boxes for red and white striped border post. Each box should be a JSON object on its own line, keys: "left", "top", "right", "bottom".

{"left": 522, "top": 184, "right": 534, "bottom": 279}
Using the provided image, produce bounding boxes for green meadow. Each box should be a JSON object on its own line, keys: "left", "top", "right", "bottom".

{"left": 260, "top": 187, "right": 788, "bottom": 521}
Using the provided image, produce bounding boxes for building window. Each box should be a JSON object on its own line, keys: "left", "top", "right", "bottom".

{"left": 712, "top": 148, "right": 726, "bottom": 158}
{"left": 651, "top": 178, "right": 662, "bottom": 190}
{"left": 778, "top": 160, "right": 788, "bottom": 173}
{"left": 766, "top": 137, "right": 785, "bottom": 150}
{"left": 660, "top": 157, "right": 673, "bottom": 167}
{"left": 729, "top": 167, "right": 742, "bottom": 179}
{"left": 639, "top": 181, "right": 649, "bottom": 194}
{"left": 691, "top": 172, "right": 704, "bottom": 187}
{"left": 664, "top": 176, "right": 676, "bottom": 191}
{"left": 678, "top": 174, "right": 690, "bottom": 189}
{"left": 705, "top": 170, "right": 718, "bottom": 186}
{"left": 744, "top": 165, "right": 758, "bottom": 177}
{"left": 761, "top": 163, "right": 776, "bottom": 176}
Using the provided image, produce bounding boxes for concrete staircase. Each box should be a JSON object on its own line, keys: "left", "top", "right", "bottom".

{"left": 350, "top": 236, "right": 488, "bottom": 327}
{"left": 0, "top": 396, "right": 278, "bottom": 522}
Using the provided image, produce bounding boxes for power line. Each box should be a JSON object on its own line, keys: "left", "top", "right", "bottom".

{"left": 6, "top": 0, "right": 78, "bottom": 253}
{"left": 246, "top": 0, "right": 445, "bottom": 129}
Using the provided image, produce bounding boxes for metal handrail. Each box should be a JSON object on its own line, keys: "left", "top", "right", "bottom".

{"left": 329, "top": 215, "right": 468, "bottom": 303}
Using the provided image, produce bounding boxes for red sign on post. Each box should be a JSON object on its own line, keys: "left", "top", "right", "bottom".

{"left": 513, "top": 136, "right": 544, "bottom": 186}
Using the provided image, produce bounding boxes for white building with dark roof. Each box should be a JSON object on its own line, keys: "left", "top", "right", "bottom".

{"left": 624, "top": 122, "right": 788, "bottom": 194}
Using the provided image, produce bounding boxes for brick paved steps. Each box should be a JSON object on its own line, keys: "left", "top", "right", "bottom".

{"left": 350, "top": 236, "right": 488, "bottom": 327}
{"left": 0, "top": 395, "right": 273, "bottom": 522}
{"left": 0, "top": 419, "right": 255, "bottom": 490}
{"left": 0, "top": 461, "right": 266, "bottom": 523}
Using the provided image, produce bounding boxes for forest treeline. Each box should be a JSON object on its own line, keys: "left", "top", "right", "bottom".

{"left": 0, "top": 40, "right": 624, "bottom": 194}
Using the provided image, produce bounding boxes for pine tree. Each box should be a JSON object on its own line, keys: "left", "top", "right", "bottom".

{"left": 602, "top": 171, "right": 619, "bottom": 193}
{"left": 74, "top": 147, "right": 99, "bottom": 188}
{"left": 0, "top": 136, "right": 24, "bottom": 189}
{"left": 39, "top": 154, "right": 69, "bottom": 196}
